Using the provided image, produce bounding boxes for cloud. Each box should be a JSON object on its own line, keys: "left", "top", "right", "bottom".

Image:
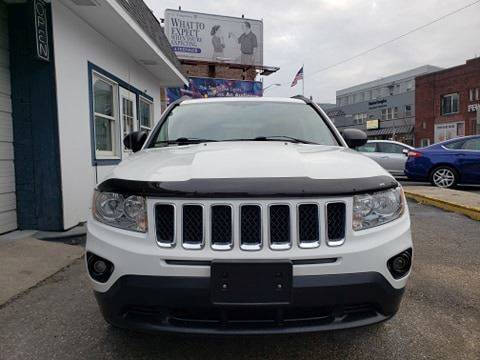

{"left": 145, "top": 0, "right": 480, "bottom": 103}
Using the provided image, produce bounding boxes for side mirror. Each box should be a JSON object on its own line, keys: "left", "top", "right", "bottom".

{"left": 123, "top": 131, "right": 148, "bottom": 152}
{"left": 342, "top": 128, "right": 368, "bottom": 148}
{"left": 402, "top": 148, "right": 409, "bottom": 156}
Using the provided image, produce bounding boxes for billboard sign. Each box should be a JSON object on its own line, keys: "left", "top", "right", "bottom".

{"left": 166, "top": 77, "right": 262, "bottom": 104}
{"left": 165, "top": 9, "right": 263, "bottom": 66}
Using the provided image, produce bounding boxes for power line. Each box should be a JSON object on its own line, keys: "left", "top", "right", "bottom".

{"left": 308, "top": 0, "right": 480, "bottom": 78}
{"left": 273, "top": 0, "right": 480, "bottom": 89}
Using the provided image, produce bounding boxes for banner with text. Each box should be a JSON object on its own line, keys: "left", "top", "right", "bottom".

{"left": 166, "top": 77, "right": 263, "bottom": 104}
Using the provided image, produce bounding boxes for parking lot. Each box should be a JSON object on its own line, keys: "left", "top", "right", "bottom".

{"left": 0, "top": 200, "right": 479, "bottom": 360}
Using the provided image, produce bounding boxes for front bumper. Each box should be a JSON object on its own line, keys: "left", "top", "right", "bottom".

{"left": 94, "top": 271, "right": 404, "bottom": 335}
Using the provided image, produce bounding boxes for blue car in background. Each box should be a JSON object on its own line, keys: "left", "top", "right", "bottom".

{"left": 405, "top": 135, "right": 480, "bottom": 188}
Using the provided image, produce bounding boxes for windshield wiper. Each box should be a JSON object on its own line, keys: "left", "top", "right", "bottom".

{"left": 155, "top": 137, "right": 218, "bottom": 146}
{"left": 224, "top": 136, "right": 318, "bottom": 145}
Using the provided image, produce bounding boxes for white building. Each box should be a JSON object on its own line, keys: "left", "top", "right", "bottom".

{"left": 0, "top": 0, "right": 188, "bottom": 233}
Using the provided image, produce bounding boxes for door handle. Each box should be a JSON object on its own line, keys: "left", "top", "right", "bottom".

{"left": 381, "top": 156, "right": 390, "bottom": 159}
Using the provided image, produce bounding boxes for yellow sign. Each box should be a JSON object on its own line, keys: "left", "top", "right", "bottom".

{"left": 366, "top": 119, "right": 379, "bottom": 130}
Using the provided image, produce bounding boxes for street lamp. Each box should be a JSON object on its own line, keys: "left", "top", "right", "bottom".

{"left": 263, "top": 83, "right": 281, "bottom": 93}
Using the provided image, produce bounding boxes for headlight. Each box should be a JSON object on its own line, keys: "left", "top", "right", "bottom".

{"left": 92, "top": 190, "right": 147, "bottom": 232}
{"left": 352, "top": 187, "right": 405, "bottom": 231}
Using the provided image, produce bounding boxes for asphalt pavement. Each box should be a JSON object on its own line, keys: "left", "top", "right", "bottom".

{"left": 0, "top": 200, "right": 479, "bottom": 360}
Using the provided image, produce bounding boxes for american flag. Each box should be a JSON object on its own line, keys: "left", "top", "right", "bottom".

{"left": 291, "top": 66, "right": 304, "bottom": 87}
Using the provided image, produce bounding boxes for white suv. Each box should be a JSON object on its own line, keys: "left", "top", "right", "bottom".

{"left": 86, "top": 97, "right": 412, "bottom": 334}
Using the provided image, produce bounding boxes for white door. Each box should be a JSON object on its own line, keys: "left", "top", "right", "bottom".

{"left": 119, "top": 88, "right": 137, "bottom": 155}
{"left": 0, "top": 1, "right": 17, "bottom": 234}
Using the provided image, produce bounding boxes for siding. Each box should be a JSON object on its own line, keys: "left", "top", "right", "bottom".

{"left": 0, "top": 1, "right": 16, "bottom": 233}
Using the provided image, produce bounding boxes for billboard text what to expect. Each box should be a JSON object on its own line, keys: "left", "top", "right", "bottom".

{"left": 165, "top": 9, "right": 263, "bottom": 67}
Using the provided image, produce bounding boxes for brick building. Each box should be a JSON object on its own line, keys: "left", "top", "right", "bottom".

{"left": 415, "top": 57, "right": 480, "bottom": 147}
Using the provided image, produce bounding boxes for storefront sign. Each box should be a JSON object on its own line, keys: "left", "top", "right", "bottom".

{"left": 368, "top": 99, "right": 387, "bottom": 109}
{"left": 467, "top": 103, "right": 480, "bottom": 112}
{"left": 366, "top": 119, "right": 379, "bottom": 130}
{"left": 166, "top": 76, "right": 262, "bottom": 104}
{"left": 434, "top": 122, "right": 464, "bottom": 143}
{"left": 34, "top": 0, "right": 49, "bottom": 62}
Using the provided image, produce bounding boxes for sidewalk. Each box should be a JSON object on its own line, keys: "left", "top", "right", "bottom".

{"left": 0, "top": 232, "right": 84, "bottom": 306}
{"left": 404, "top": 186, "right": 480, "bottom": 221}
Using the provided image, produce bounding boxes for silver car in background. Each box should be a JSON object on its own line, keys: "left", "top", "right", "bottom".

{"left": 356, "top": 140, "right": 414, "bottom": 176}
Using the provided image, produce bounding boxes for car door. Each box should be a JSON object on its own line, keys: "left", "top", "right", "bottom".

{"left": 456, "top": 138, "right": 480, "bottom": 184}
{"left": 356, "top": 142, "right": 382, "bottom": 164}
{"left": 376, "top": 142, "right": 409, "bottom": 175}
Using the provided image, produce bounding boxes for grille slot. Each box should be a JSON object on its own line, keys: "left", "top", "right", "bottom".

{"left": 326, "top": 202, "right": 346, "bottom": 246}
{"left": 240, "top": 205, "right": 262, "bottom": 250}
{"left": 269, "top": 205, "right": 291, "bottom": 250}
{"left": 182, "top": 205, "right": 204, "bottom": 249}
{"left": 155, "top": 204, "right": 175, "bottom": 247}
{"left": 298, "top": 204, "right": 320, "bottom": 248}
{"left": 211, "top": 205, "right": 233, "bottom": 250}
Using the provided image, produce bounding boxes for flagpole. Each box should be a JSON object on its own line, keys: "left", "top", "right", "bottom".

{"left": 302, "top": 64, "right": 305, "bottom": 96}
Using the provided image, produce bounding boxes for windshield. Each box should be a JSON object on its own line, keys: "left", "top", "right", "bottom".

{"left": 149, "top": 101, "right": 339, "bottom": 147}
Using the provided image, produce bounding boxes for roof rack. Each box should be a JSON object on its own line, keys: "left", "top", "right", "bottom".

{"left": 290, "top": 95, "right": 312, "bottom": 104}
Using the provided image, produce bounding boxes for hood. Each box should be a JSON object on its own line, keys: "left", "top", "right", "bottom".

{"left": 107, "top": 142, "right": 390, "bottom": 182}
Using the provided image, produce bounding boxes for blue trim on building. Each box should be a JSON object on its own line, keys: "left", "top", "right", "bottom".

{"left": 8, "top": 1, "right": 64, "bottom": 231}
{"left": 87, "top": 62, "right": 154, "bottom": 166}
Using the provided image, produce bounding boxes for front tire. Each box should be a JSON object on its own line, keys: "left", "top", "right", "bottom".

{"left": 430, "top": 166, "right": 458, "bottom": 188}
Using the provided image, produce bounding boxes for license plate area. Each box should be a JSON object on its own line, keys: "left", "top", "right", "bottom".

{"left": 211, "top": 261, "right": 292, "bottom": 305}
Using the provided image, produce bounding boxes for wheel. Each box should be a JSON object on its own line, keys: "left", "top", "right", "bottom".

{"left": 430, "top": 166, "right": 458, "bottom": 188}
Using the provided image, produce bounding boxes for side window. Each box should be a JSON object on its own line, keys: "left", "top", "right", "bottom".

{"left": 93, "top": 74, "right": 118, "bottom": 157}
{"left": 356, "top": 143, "right": 377, "bottom": 152}
{"left": 444, "top": 140, "right": 465, "bottom": 150}
{"left": 377, "top": 143, "right": 404, "bottom": 154}
{"left": 139, "top": 97, "right": 153, "bottom": 132}
{"left": 462, "top": 139, "right": 480, "bottom": 151}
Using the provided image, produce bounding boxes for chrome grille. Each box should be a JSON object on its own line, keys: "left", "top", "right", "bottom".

{"left": 326, "top": 202, "right": 346, "bottom": 246}
{"left": 152, "top": 199, "right": 348, "bottom": 251}
{"left": 240, "top": 205, "right": 262, "bottom": 250}
{"left": 182, "top": 205, "right": 203, "bottom": 249}
{"left": 155, "top": 204, "right": 175, "bottom": 247}
{"left": 211, "top": 205, "right": 233, "bottom": 250}
{"left": 298, "top": 204, "right": 320, "bottom": 248}
{"left": 269, "top": 205, "right": 291, "bottom": 250}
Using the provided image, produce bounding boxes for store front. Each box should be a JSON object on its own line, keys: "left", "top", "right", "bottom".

{"left": 2, "top": 0, "right": 187, "bottom": 233}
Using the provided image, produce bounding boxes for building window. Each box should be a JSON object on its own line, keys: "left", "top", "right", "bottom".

{"left": 93, "top": 74, "right": 118, "bottom": 157}
{"left": 89, "top": 63, "right": 155, "bottom": 165}
{"left": 354, "top": 92, "right": 364, "bottom": 103}
{"left": 441, "top": 93, "right": 459, "bottom": 115}
{"left": 420, "top": 138, "right": 430, "bottom": 147}
{"left": 405, "top": 104, "right": 412, "bottom": 117}
{"left": 139, "top": 97, "right": 153, "bottom": 131}
{"left": 364, "top": 90, "right": 371, "bottom": 101}
{"left": 372, "top": 88, "right": 380, "bottom": 99}
{"left": 469, "top": 88, "right": 479, "bottom": 101}
{"left": 354, "top": 113, "right": 367, "bottom": 125}
{"left": 381, "top": 107, "right": 398, "bottom": 121}
{"left": 348, "top": 95, "right": 354, "bottom": 105}
{"left": 406, "top": 80, "right": 414, "bottom": 92}
{"left": 122, "top": 97, "right": 135, "bottom": 138}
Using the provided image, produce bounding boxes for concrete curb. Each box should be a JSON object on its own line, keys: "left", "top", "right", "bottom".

{"left": 404, "top": 191, "right": 480, "bottom": 221}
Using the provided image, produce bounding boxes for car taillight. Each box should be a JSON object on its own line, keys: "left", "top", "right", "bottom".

{"left": 407, "top": 150, "right": 422, "bottom": 158}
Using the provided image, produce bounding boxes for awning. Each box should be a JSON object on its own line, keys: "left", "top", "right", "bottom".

{"left": 367, "top": 125, "right": 413, "bottom": 136}
{"left": 59, "top": 0, "right": 188, "bottom": 87}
